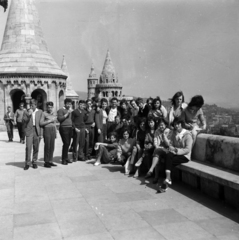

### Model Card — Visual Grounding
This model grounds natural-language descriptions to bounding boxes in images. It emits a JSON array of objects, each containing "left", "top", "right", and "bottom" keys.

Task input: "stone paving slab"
[{"left": 0, "top": 130, "right": 239, "bottom": 240}]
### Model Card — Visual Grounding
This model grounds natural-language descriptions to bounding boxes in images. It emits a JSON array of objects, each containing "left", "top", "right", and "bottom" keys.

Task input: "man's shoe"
[
  {"left": 22, "top": 140, "right": 25, "bottom": 144},
  {"left": 44, "top": 163, "right": 51, "bottom": 168},
  {"left": 73, "top": 159, "right": 77, "bottom": 162},
  {"left": 24, "top": 165, "right": 30, "bottom": 170},
  {"left": 78, "top": 158, "right": 85, "bottom": 161},
  {"left": 62, "top": 161, "right": 68, "bottom": 165},
  {"left": 50, "top": 162, "right": 57, "bottom": 167},
  {"left": 67, "top": 160, "right": 73, "bottom": 164},
  {"left": 32, "top": 164, "right": 38, "bottom": 169}
]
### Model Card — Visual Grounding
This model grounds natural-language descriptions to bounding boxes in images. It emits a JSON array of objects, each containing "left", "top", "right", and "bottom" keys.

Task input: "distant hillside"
[{"left": 76, "top": 91, "right": 87, "bottom": 100}]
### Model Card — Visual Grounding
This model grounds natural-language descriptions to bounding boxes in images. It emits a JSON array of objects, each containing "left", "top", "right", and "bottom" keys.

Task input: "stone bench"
[{"left": 174, "top": 134, "right": 239, "bottom": 209}]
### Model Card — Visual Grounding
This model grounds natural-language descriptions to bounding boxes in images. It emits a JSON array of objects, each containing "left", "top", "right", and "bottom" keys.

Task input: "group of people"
[{"left": 4, "top": 91, "right": 206, "bottom": 192}]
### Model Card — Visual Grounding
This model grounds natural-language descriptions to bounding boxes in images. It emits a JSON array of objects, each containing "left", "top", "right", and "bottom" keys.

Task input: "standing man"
[
  {"left": 72, "top": 100, "right": 87, "bottom": 161},
  {"left": 107, "top": 97, "right": 121, "bottom": 134},
  {"left": 4, "top": 106, "right": 15, "bottom": 142},
  {"left": 40, "top": 102, "right": 57, "bottom": 168},
  {"left": 14, "top": 103, "right": 26, "bottom": 144},
  {"left": 85, "top": 99, "right": 95, "bottom": 159},
  {"left": 57, "top": 98, "right": 73, "bottom": 165},
  {"left": 22, "top": 99, "right": 43, "bottom": 170}
]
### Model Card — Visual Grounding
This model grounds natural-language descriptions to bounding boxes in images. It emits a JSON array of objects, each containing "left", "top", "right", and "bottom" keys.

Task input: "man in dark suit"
[
  {"left": 22, "top": 99, "right": 43, "bottom": 170},
  {"left": 4, "top": 106, "right": 15, "bottom": 142}
]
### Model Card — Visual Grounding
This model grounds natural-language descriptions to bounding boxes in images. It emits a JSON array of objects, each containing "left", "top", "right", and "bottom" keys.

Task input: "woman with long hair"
[{"left": 168, "top": 91, "right": 187, "bottom": 128}]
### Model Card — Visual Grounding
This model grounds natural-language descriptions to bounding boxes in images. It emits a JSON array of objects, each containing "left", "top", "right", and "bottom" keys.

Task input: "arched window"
[
  {"left": 113, "top": 79, "right": 115, "bottom": 83},
  {"left": 111, "top": 91, "right": 114, "bottom": 97},
  {"left": 106, "top": 79, "right": 108, "bottom": 83},
  {"left": 106, "top": 91, "right": 108, "bottom": 97},
  {"left": 115, "top": 91, "right": 118, "bottom": 97}
]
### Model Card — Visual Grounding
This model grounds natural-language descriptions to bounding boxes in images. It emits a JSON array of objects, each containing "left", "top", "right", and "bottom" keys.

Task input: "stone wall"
[{"left": 192, "top": 134, "right": 239, "bottom": 173}]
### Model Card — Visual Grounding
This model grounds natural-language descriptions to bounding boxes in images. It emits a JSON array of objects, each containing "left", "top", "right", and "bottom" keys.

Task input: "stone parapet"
[{"left": 192, "top": 134, "right": 239, "bottom": 173}]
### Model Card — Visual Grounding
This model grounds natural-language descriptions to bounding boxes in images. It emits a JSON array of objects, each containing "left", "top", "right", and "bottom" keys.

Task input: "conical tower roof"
[
  {"left": 61, "top": 55, "right": 78, "bottom": 97},
  {"left": 100, "top": 49, "right": 118, "bottom": 84},
  {"left": 89, "top": 62, "right": 97, "bottom": 79},
  {"left": 0, "top": 0, "right": 67, "bottom": 78}
]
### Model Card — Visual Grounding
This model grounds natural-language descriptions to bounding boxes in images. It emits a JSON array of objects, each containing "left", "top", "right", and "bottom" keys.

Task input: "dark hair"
[
  {"left": 188, "top": 95, "right": 204, "bottom": 108},
  {"left": 115, "top": 115, "right": 121, "bottom": 119},
  {"left": 19, "top": 102, "right": 24, "bottom": 107},
  {"left": 158, "top": 118, "right": 168, "bottom": 127},
  {"left": 146, "top": 97, "right": 153, "bottom": 104},
  {"left": 172, "top": 117, "right": 185, "bottom": 128},
  {"left": 78, "top": 100, "right": 85, "bottom": 104},
  {"left": 64, "top": 98, "right": 72, "bottom": 104},
  {"left": 108, "top": 131, "right": 118, "bottom": 140},
  {"left": 30, "top": 99, "right": 38, "bottom": 105},
  {"left": 136, "top": 97, "right": 144, "bottom": 105},
  {"left": 100, "top": 98, "right": 108, "bottom": 105},
  {"left": 120, "top": 99, "right": 128, "bottom": 106},
  {"left": 111, "top": 97, "right": 118, "bottom": 102},
  {"left": 138, "top": 117, "right": 147, "bottom": 129},
  {"left": 152, "top": 97, "right": 161, "bottom": 110},
  {"left": 147, "top": 116, "right": 156, "bottom": 130},
  {"left": 130, "top": 99, "right": 136, "bottom": 105},
  {"left": 46, "top": 101, "right": 54, "bottom": 107},
  {"left": 86, "top": 99, "right": 92, "bottom": 104},
  {"left": 7, "top": 106, "right": 11, "bottom": 108},
  {"left": 170, "top": 91, "right": 184, "bottom": 106},
  {"left": 122, "top": 127, "right": 130, "bottom": 135}
]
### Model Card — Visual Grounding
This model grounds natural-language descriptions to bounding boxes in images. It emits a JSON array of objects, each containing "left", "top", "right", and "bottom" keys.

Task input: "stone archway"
[
  {"left": 59, "top": 90, "right": 64, "bottom": 109},
  {"left": 10, "top": 89, "right": 25, "bottom": 112},
  {"left": 31, "top": 89, "right": 47, "bottom": 111}
]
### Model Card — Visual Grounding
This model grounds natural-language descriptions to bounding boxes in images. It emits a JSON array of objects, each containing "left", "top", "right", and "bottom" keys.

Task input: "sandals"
[{"left": 158, "top": 179, "right": 172, "bottom": 193}]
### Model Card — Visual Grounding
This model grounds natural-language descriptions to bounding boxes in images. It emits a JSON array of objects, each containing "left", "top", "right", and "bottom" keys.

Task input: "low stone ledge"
[{"left": 192, "top": 134, "right": 239, "bottom": 172}]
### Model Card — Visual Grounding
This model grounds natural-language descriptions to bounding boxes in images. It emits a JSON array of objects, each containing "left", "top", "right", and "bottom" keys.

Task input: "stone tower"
[
  {"left": 61, "top": 55, "right": 79, "bottom": 109},
  {"left": 0, "top": 0, "right": 67, "bottom": 126},
  {"left": 87, "top": 63, "right": 98, "bottom": 99},
  {"left": 95, "top": 50, "right": 122, "bottom": 100}
]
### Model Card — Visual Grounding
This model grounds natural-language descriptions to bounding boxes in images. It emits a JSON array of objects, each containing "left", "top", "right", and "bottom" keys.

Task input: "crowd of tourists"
[{"left": 4, "top": 91, "right": 206, "bottom": 192}]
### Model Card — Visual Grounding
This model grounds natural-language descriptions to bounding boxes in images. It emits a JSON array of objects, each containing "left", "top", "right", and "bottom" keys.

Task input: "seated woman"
[
  {"left": 93, "top": 132, "right": 118, "bottom": 166},
  {"left": 117, "top": 127, "right": 136, "bottom": 175},
  {"left": 134, "top": 117, "right": 156, "bottom": 177},
  {"left": 145, "top": 118, "right": 171, "bottom": 182},
  {"left": 180, "top": 95, "right": 206, "bottom": 145},
  {"left": 168, "top": 91, "right": 187, "bottom": 128},
  {"left": 148, "top": 96, "right": 167, "bottom": 127},
  {"left": 158, "top": 118, "right": 193, "bottom": 193}
]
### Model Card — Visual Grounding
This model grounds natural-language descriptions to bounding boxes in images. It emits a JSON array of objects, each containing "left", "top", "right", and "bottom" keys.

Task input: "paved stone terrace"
[{"left": 0, "top": 130, "right": 239, "bottom": 240}]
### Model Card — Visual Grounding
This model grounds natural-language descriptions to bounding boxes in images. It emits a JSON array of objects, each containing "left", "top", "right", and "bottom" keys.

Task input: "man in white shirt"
[{"left": 107, "top": 97, "right": 121, "bottom": 133}]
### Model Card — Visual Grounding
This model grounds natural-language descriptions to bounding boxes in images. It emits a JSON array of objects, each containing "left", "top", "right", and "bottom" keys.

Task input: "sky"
[{"left": 1, "top": 0, "right": 239, "bottom": 108}]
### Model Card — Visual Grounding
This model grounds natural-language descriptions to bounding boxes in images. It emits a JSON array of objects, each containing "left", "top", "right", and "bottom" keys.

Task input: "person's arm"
[
  {"left": 161, "top": 105, "right": 168, "bottom": 119},
  {"left": 71, "top": 111, "right": 75, "bottom": 129},
  {"left": 57, "top": 109, "right": 68, "bottom": 123},
  {"left": 198, "top": 110, "right": 207, "bottom": 130},
  {"left": 22, "top": 110, "right": 32, "bottom": 124},
  {"left": 180, "top": 110, "right": 192, "bottom": 130},
  {"left": 40, "top": 113, "right": 55, "bottom": 127},
  {"left": 117, "top": 140, "right": 123, "bottom": 161}
]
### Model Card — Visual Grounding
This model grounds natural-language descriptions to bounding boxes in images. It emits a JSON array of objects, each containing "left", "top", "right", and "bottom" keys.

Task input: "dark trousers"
[
  {"left": 165, "top": 152, "right": 189, "bottom": 171},
  {"left": 73, "top": 128, "right": 85, "bottom": 160},
  {"left": 6, "top": 121, "right": 14, "bottom": 140},
  {"left": 43, "top": 126, "right": 56, "bottom": 163},
  {"left": 97, "top": 124, "right": 107, "bottom": 143},
  {"left": 25, "top": 127, "right": 40, "bottom": 165},
  {"left": 85, "top": 125, "right": 95, "bottom": 157},
  {"left": 17, "top": 122, "right": 25, "bottom": 141},
  {"left": 96, "top": 145, "right": 111, "bottom": 164},
  {"left": 59, "top": 126, "right": 72, "bottom": 161}
]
